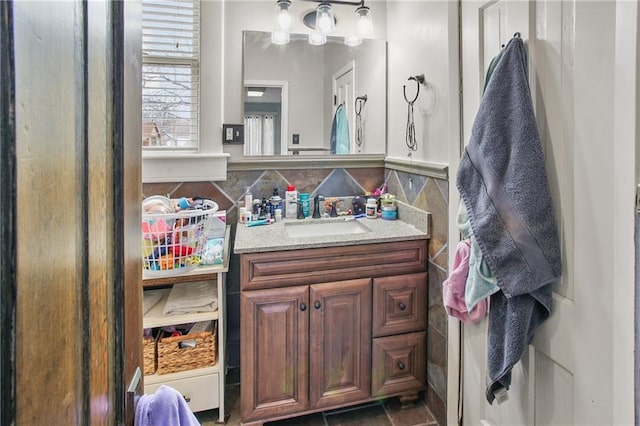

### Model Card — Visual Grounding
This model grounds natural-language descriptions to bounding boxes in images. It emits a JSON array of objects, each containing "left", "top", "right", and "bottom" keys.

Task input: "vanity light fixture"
[{"left": 272, "top": 0, "right": 374, "bottom": 46}]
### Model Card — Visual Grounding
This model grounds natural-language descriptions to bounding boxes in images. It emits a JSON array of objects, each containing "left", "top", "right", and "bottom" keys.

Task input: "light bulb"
[
  {"left": 356, "top": 5, "right": 373, "bottom": 38},
  {"left": 315, "top": 3, "right": 335, "bottom": 34},
  {"left": 277, "top": 10, "right": 292, "bottom": 31}
]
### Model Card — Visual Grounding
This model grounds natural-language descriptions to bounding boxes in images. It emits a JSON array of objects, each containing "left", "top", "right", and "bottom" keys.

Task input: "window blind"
[{"left": 142, "top": 0, "right": 200, "bottom": 149}]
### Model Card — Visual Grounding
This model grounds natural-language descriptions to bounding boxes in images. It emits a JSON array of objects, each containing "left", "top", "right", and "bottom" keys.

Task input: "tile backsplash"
[{"left": 142, "top": 165, "right": 448, "bottom": 426}]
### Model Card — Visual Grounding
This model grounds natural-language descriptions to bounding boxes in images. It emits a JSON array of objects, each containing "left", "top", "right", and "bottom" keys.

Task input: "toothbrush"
[
  {"left": 246, "top": 219, "right": 273, "bottom": 227},
  {"left": 344, "top": 213, "right": 366, "bottom": 221}
]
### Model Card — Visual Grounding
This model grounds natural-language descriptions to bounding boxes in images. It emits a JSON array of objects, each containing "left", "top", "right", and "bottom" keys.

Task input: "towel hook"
[
  {"left": 403, "top": 74, "right": 425, "bottom": 105},
  {"left": 355, "top": 95, "right": 368, "bottom": 115}
]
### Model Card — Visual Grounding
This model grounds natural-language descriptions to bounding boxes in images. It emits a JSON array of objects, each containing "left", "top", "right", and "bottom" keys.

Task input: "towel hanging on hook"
[{"left": 403, "top": 74, "right": 425, "bottom": 151}]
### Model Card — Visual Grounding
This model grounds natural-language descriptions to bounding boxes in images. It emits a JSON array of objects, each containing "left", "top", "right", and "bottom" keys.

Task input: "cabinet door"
[
  {"left": 309, "top": 278, "right": 372, "bottom": 409},
  {"left": 241, "top": 285, "right": 309, "bottom": 422},
  {"left": 373, "top": 272, "right": 427, "bottom": 337}
]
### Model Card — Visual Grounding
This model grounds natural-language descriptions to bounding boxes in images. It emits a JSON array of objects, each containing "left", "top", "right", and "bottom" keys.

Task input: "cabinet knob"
[
  {"left": 397, "top": 362, "right": 405, "bottom": 370},
  {"left": 300, "top": 303, "right": 307, "bottom": 311},
  {"left": 398, "top": 302, "right": 406, "bottom": 311},
  {"left": 314, "top": 301, "right": 321, "bottom": 309}
]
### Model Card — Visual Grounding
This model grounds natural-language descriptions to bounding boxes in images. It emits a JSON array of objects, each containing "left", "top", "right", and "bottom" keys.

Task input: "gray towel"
[{"left": 456, "top": 36, "right": 561, "bottom": 404}]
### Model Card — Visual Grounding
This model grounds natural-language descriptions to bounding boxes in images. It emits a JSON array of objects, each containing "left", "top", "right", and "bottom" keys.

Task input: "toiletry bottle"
[
  {"left": 244, "top": 187, "right": 253, "bottom": 212},
  {"left": 366, "top": 198, "right": 377, "bottom": 219},
  {"left": 285, "top": 185, "right": 298, "bottom": 219},
  {"left": 270, "top": 188, "right": 283, "bottom": 219}
]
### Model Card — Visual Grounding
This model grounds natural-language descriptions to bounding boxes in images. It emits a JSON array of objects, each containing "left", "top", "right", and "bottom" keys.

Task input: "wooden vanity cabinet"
[{"left": 239, "top": 240, "right": 427, "bottom": 425}]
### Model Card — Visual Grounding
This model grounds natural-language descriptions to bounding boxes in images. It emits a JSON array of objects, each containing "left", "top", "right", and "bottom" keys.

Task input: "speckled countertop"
[{"left": 234, "top": 201, "right": 430, "bottom": 254}]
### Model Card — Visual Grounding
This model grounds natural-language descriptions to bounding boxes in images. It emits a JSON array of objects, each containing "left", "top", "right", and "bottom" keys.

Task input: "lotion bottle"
[{"left": 285, "top": 184, "right": 298, "bottom": 219}]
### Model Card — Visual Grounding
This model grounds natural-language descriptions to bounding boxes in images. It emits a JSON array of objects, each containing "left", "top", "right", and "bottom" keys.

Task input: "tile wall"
[{"left": 142, "top": 166, "right": 448, "bottom": 426}]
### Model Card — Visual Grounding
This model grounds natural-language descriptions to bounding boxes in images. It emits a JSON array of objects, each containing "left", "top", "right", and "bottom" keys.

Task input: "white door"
[
  {"left": 459, "top": 1, "right": 634, "bottom": 425},
  {"left": 333, "top": 62, "right": 356, "bottom": 154}
]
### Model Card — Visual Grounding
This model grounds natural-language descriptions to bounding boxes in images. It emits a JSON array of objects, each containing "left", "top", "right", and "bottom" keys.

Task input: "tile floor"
[{"left": 196, "top": 369, "right": 439, "bottom": 426}]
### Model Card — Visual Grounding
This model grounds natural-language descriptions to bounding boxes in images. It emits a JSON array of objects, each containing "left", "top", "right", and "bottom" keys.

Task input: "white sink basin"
[{"left": 285, "top": 220, "right": 371, "bottom": 238}]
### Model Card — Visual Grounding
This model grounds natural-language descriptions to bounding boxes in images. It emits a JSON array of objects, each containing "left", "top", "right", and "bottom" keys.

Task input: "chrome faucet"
[{"left": 312, "top": 194, "right": 324, "bottom": 218}]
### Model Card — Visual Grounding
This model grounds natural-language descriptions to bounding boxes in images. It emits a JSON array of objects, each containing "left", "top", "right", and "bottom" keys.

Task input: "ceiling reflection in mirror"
[{"left": 242, "top": 30, "right": 386, "bottom": 157}]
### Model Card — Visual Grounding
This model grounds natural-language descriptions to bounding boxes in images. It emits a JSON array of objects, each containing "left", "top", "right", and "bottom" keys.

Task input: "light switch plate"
[{"left": 222, "top": 124, "right": 244, "bottom": 144}]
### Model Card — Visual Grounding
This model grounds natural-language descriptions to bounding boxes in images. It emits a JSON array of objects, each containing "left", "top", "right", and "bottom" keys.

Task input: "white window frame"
[{"left": 141, "top": 0, "right": 228, "bottom": 183}]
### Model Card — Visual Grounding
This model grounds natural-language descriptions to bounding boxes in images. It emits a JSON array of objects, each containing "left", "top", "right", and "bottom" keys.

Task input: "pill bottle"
[{"left": 366, "top": 198, "right": 377, "bottom": 219}]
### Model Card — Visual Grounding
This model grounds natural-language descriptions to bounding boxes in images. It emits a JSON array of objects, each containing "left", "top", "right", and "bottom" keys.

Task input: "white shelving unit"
[{"left": 142, "top": 226, "right": 229, "bottom": 422}]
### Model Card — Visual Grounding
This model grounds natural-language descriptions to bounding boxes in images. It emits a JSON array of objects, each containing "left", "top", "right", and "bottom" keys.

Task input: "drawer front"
[
  {"left": 371, "top": 332, "right": 426, "bottom": 397},
  {"left": 373, "top": 272, "right": 427, "bottom": 337},
  {"left": 240, "top": 240, "right": 427, "bottom": 291},
  {"left": 144, "top": 373, "right": 219, "bottom": 413}
]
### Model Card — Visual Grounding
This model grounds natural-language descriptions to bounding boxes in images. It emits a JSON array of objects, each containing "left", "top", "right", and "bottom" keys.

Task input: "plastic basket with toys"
[{"left": 141, "top": 196, "right": 219, "bottom": 277}]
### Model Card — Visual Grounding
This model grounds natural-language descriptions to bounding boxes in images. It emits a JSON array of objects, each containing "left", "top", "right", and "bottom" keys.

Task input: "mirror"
[{"left": 242, "top": 30, "right": 386, "bottom": 156}]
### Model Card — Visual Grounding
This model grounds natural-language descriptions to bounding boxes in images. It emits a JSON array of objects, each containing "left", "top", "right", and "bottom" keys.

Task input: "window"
[{"left": 142, "top": 0, "right": 200, "bottom": 150}]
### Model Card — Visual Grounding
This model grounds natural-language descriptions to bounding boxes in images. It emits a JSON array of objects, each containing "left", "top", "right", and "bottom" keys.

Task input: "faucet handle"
[{"left": 329, "top": 201, "right": 338, "bottom": 217}]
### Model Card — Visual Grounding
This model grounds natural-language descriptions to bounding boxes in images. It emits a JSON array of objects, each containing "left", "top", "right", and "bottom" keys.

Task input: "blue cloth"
[
  {"left": 456, "top": 36, "right": 561, "bottom": 404},
  {"left": 135, "top": 385, "right": 200, "bottom": 426},
  {"left": 456, "top": 203, "right": 499, "bottom": 312},
  {"left": 330, "top": 104, "right": 350, "bottom": 155}
]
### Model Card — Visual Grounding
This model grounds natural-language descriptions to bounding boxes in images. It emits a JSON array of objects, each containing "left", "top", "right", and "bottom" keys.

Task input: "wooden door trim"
[{"left": 0, "top": 1, "right": 17, "bottom": 424}]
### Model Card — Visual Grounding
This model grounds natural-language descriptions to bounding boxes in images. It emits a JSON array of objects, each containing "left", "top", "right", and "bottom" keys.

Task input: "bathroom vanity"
[{"left": 235, "top": 215, "right": 429, "bottom": 425}]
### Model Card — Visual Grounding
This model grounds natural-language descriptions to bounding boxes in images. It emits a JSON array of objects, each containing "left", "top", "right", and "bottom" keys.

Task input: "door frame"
[
  {"left": 243, "top": 79, "right": 289, "bottom": 156},
  {"left": 332, "top": 61, "right": 356, "bottom": 154}
]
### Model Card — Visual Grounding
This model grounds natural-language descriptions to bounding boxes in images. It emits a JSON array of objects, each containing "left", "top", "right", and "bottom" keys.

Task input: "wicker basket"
[
  {"left": 143, "top": 336, "right": 157, "bottom": 375},
  {"left": 142, "top": 198, "right": 219, "bottom": 278},
  {"left": 156, "top": 327, "right": 217, "bottom": 375}
]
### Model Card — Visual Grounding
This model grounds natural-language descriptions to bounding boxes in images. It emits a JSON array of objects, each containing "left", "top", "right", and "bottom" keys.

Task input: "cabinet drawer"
[
  {"left": 373, "top": 272, "right": 427, "bottom": 337},
  {"left": 371, "top": 332, "right": 426, "bottom": 397},
  {"left": 240, "top": 240, "right": 427, "bottom": 291},
  {"left": 144, "top": 372, "right": 219, "bottom": 413}
]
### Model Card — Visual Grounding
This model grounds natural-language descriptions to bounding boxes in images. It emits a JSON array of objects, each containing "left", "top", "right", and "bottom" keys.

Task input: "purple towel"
[{"left": 135, "top": 385, "right": 200, "bottom": 426}]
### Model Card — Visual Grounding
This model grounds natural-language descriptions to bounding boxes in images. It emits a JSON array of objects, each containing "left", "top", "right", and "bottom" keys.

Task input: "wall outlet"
[{"left": 222, "top": 124, "right": 244, "bottom": 144}]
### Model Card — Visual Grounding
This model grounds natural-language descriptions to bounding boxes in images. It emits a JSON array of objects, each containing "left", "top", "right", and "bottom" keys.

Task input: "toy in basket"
[{"left": 142, "top": 196, "right": 219, "bottom": 277}]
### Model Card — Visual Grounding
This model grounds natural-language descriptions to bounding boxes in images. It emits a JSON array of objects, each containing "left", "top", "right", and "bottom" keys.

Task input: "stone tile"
[
  {"left": 427, "top": 263, "right": 447, "bottom": 338},
  {"left": 325, "top": 402, "right": 391, "bottom": 426},
  {"left": 425, "top": 383, "right": 446, "bottom": 426},
  {"left": 142, "top": 182, "right": 182, "bottom": 199},
  {"left": 434, "top": 178, "right": 449, "bottom": 205},
  {"left": 396, "top": 170, "right": 428, "bottom": 206},
  {"left": 427, "top": 324, "right": 447, "bottom": 402},
  {"left": 383, "top": 397, "right": 437, "bottom": 425},
  {"left": 414, "top": 179, "right": 447, "bottom": 265},
  {"left": 315, "top": 168, "right": 366, "bottom": 198},
  {"left": 226, "top": 292, "right": 241, "bottom": 341},
  {"left": 168, "top": 181, "right": 233, "bottom": 211},
  {"left": 248, "top": 170, "right": 291, "bottom": 201},
  {"left": 345, "top": 167, "right": 385, "bottom": 193},
  {"left": 431, "top": 243, "right": 448, "bottom": 271},
  {"left": 219, "top": 170, "right": 266, "bottom": 203},
  {"left": 278, "top": 169, "right": 332, "bottom": 195},
  {"left": 384, "top": 171, "right": 408, "bottom": 204}
]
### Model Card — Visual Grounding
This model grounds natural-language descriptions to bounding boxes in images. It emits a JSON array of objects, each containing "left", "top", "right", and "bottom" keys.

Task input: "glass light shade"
[
  {"left": 271, "top": 29, "right": 290, "bottom": 45},
  {"left": 356, "top": 5, "right": 373, "bottom": 38},
  {"left": 276, "top": 0, "right": 293, "bottom": 32},
  {"left": 315, "top": 3, "right": 335, "bottom": 34},
  {"left": 344, "top": 35, "right": 362, "bottom": 47},
  {"left": 309, "top": 32, "right": 327, "bottom": 46}
]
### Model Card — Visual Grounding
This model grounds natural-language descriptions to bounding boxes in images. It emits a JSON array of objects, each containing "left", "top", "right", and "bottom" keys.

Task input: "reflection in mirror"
[{"left": 243, "top": 30, "right": 386, "bottom": 156}]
